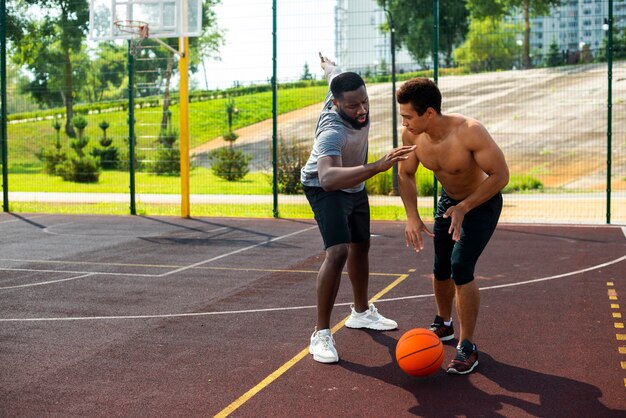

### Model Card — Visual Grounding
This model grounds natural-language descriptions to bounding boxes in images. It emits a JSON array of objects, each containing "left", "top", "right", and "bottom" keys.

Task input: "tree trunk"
[
  {"left": 63, "top": 48, "right": 75, "bottom": 137},
  {"left": 160, "top": 55, "right": 174, "bottom": 131},
  {"left": 523, "top": 0, "right": 531, "bottom": 69}
]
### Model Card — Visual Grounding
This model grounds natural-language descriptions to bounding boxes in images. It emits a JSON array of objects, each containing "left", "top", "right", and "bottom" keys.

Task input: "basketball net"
[{"left": 114, "top": 20, "right": 149, "bottom": 56}]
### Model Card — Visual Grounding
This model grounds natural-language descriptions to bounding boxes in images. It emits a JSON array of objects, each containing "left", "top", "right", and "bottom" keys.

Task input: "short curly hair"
[{"left": 396, "top": 77, "right": 442, "bottom": 115}]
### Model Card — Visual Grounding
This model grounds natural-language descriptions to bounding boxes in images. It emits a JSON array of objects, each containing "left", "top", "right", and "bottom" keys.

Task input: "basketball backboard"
[{"left": 89, "top": 0, "right": 202, "bottom": 41}]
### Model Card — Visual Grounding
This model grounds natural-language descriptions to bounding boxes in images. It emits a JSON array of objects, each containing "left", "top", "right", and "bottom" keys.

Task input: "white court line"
[
  {"left": 0, "top": 268, "right": 155, "bottom": 289},
  {"left": 0, "top": 273, "right": 96, "bottom": 290},
  {"left": 379, "top": 253, "right": 626, "bottom": 302},
  {"left": 2, "top": 253, "right": 624, "bottom": 322},
  {"left": 157, "top": 225, "right": 318, "bottom": 277},
  {"left": 0, "top": 225, "right": 318, "bottom": 290},
  {"left": 622, "top": 226, "right": 626, "bottom": 239}
]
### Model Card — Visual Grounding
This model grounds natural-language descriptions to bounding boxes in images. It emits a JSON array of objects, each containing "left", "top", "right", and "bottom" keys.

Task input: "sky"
[{"left": 196, "top": 0, "right": 336, "bottom": 90}]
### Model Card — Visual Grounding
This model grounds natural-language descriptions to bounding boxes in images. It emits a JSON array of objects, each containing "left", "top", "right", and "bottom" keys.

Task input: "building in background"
[
  {"left": 529, "top": 0, "right": 626, "bottom": 60},
  {"left": 334, "top": 0, "right": 418, "bottom": 75},
  {"left": 334, "top": 0, "right": 623, "bottom": 72}
]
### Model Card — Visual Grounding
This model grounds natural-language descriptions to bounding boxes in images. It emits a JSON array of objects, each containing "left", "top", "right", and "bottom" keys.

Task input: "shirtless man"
[{"left": 396, "top": 78, "right": 509, "bottom": 374}]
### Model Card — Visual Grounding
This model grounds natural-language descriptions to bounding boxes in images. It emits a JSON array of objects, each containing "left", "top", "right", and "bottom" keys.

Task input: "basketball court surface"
[{"left": 1, "top": 213, "right": 625, "bottom": 417}]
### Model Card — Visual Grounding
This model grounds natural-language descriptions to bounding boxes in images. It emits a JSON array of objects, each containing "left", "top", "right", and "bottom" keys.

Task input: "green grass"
[
  {"left": 7, "top": 167, "right": 273, "bottom": 194},
  {"left": 8, "top": 201, "right": 434, "bottom": 221},
  {"left": 7, "top": 85, "right": 329, "bottom": 168}
]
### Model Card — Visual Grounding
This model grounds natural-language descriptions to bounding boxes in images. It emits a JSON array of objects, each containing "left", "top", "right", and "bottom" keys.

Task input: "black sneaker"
[
  {"left": 446, "top": 339, "right": 479, "bottom": 374},
  {"left": 429, "top": 315, "right": 455, "bottom": 341}
]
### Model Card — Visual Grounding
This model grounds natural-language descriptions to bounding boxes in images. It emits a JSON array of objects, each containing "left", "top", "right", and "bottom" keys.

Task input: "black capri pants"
[{"left": 433, "top": 191, "right": 503, "bottom": 285}]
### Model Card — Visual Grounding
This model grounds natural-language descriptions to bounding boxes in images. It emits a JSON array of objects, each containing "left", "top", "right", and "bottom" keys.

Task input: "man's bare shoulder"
[
  {"left": 448, "top": 114, "right": 489, "bottom": 138},
  {"left": 401, "top": 126, "right": 420, "bottom": 144}
]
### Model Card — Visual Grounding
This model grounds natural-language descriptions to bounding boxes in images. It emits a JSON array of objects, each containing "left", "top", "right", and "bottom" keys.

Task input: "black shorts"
[
  {"left": 433, "top": 191, "right": 503, "bottom": 285},
  {"left": 303, "top": 186, "right": 370, "bottom": 249}
]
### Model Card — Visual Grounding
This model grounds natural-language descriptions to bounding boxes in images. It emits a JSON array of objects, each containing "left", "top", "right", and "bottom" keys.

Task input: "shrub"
[
  {"left": 57, "top": 155, "right": 100, "bottom": 183},
  {"left": 41, "top": 148, "right": 68, "bottom": 175},
  {"left": 40, "top": 118, "right": 68, "bottom": 174},
  {"left": 151, "top": 147, "right": 181, "bottom": 175},
  {"left": 208, "top": 147, "right": 250, "bottom": 181},
  {"left": 223, "top": 131, "right": 239, "bottom": 142},
  {"left": 91, "top": 146, "right": 119, "bottom": 170},
  {"left": 503, "top": 175, "right": 543, "bottom": 193},
  {"left": 148, "top": 129, "right": 181, "bottom": 175},
  {"left": 272, "top": 136, "right": 309, "bottom": 194},
  {"left": 365, "top": 169, "right": 393, "bottom": 195},
  {"left": 364, "top": 154, "right": 435, "bottom": 196}
]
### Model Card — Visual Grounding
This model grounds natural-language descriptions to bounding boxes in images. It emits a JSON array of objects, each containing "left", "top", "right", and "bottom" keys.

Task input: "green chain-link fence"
[{"left": 1, "top": 0, "right": 624, "bottom": 223}]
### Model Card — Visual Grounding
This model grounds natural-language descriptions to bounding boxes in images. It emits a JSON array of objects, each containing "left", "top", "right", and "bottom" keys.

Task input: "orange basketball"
[{"left": 395, "top": 328, "right": 444, "bottom": 377}]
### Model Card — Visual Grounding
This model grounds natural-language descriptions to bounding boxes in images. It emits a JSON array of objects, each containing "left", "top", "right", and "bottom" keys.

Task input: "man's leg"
[
  {"left": 433, "top": 277, "right": 455, "bottom": 321},
  {"left": 316, "top": 243, "right": 349, "bottom": 330},
  {"left": 346, "top": 240, "right": 370, "bottom": 312},
  {"left": 455, "top": 280, "right": 480, "bottom": 343}
]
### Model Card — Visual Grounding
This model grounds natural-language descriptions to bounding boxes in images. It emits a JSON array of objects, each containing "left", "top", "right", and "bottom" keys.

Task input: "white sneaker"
[
  {"left": 309, "top": 328, "right": 339, "bottom": 363},
  {"left": 345, "top": 303, "right": 398, "bottom": 330}
]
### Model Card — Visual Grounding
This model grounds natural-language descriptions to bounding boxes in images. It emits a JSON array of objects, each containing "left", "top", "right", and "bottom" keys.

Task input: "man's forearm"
[
  {"left": 319, "top": 163, "right": 381, "bottom": 191},
  {"left": 399, "top": 175, "right": 421, "bottom": 221}
]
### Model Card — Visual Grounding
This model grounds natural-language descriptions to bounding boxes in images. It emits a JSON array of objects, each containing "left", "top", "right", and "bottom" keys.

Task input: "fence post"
[
  {"left": 606, "top": 0, "right": 613, "bottom": 224},
  {"left": 432, "top": 0, "right": 439, "bottom": 214},
  {"left": 128, "top": 40, "right": 136, "bottom": 215},
  {"left": 1, "top": 0, "right": 8, "bottom": 212},
  {"left": 271, "top": 0, "right": 278, "bottom": 218}
]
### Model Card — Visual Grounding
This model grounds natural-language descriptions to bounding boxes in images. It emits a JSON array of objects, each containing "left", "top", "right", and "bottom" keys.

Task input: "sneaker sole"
[
  {"left": 345, "top": 321, "right": 397, "bottom": 331},
  {"left": 446, "top": 359, "right": 479, "bottom": 375},
  {"left": 311, "top": 353, "right": 339, "bottom": 363},
  {"left": 309, "top": 346, "right": 339, "bottom": 363},
  {"left": 439, "top": 334, "right": 455, "bottom": 342}
]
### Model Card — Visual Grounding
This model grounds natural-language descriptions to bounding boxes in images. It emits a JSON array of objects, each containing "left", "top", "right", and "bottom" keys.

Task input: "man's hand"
[
  {"left": 443, "top": 205, "right": 467, "bottom": 241},
  {"left": 375, "top": 145, "right": 416, "bottom": 173},
  {"left": 319, "top": 52, "right": 335, "bottom": 70},
  {"left": 405, "top": 217, "right": 434, "bottom": 253}
]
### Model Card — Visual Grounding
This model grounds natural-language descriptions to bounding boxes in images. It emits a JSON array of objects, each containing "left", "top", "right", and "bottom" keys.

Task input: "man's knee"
[
  {"left": 326, "top": 243, "right": 350, "bottom": 266},
  {"left": 349, "top": 239, "right": 370, "bottom": 255}
]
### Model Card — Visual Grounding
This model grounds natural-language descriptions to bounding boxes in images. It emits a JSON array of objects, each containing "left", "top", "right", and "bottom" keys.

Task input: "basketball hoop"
[
  {"left": 112, "top": 18, "right": 183, "bottom": 58},
  {"left": 114, "top": 20, "right": 149, "bottom": 56}
]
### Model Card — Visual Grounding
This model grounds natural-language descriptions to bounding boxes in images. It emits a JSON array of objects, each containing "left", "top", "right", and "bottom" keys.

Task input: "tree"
[
  {"left": 131, "top": 0, "right": 224, "bottom": 131},
  {"left": 10, "top": 0, "right": 90, "bottom": 136},
  {"left": 377, "top": 0, "right": 469, "bottom": 67},
  {"left": 83, "top": 43, "right": 127, "bottom": 102},
  {"left": 300, "top": 62, "right": 313, "bottom": 81},
  {"left": 544, "top": 38, "right": 562, "bottom": 67},
  {"left": 453, "top": 17, "right": 522, "bottom": 72},
  {"left": 467, "top": 0, "right": 562, "bottom": 69}
]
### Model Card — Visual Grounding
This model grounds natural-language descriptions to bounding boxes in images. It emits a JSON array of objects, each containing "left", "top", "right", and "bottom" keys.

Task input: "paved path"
[{"left": 6, "top": 191, "right": 626, "bottom": 224}]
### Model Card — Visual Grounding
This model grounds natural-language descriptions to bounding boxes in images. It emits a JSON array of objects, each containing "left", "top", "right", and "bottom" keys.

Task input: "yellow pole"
[{"left": 179, "top": 37, "right": 190, "bottom": 218}]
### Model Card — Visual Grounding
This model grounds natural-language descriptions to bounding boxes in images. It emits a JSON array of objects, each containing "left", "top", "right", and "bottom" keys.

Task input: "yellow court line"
[{"left": 213, "top": 273, "right": 410, "bottom": 418}]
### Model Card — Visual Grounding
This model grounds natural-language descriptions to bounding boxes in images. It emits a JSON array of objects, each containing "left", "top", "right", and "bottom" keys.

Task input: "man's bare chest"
[{"left": 416, "top": 140, "right": 473, "bottom": 175}]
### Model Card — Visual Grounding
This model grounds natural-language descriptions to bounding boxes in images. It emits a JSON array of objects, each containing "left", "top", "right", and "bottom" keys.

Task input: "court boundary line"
[
  {"left": 0, "top": 226, "right": 318, "bottom": 290},
  {"left": 1, "top": 253, "right": 625, "bottom": 323},
  {"left": 0, "top": 273, "right": 97, "bottom": 290}
]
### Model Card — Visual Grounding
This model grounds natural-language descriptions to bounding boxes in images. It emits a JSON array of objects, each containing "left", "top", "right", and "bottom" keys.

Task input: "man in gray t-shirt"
[{"left": 302, "top": 54, "right": 415, "bottom": 364}]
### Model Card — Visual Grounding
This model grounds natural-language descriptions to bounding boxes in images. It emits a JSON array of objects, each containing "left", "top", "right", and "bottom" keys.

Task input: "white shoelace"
[{"left": 319, "top": 333, "right": 335, "bottom": 349}]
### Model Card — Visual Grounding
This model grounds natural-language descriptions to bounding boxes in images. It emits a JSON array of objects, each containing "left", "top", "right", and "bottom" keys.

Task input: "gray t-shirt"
[{"left": 300, "top": 66, "right": 369, "bottom": 194}]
